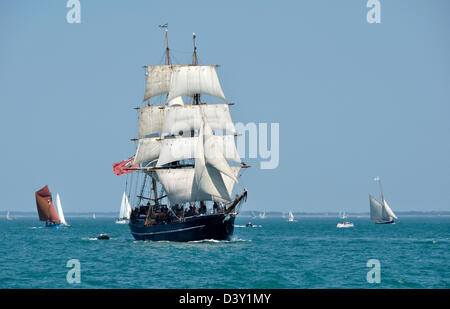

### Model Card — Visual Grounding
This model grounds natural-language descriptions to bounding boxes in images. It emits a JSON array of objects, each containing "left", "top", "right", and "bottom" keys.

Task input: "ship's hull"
[
  {"left": 374, "top": 219, "right": 395, "bottom": 224},
  {"left": 129, "top": 213, "right": 236, "bottom": 242}
]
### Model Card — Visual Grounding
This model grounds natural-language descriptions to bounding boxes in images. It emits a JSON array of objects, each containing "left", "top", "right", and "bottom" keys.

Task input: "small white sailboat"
[
  {"left": 115, "top": 192, "right": 132, "bottom": 224},
  {"left": 92, "top": 213, "right": 96, "bottom": 219},
  {"left": 55, "top": 193, "right": 69, "bottom": 226},
  {"left": 258, "top": 210, "right": 266, "bottom": 219},
  {"left": 337, "top": 221, "right": 354, "bottom": 228},
  {"left": 370, "top": 177, "right": 398, "bottom": 224},
  {"left": 338, "top": 211, "right": 348, "bottom": 219},
  {"left": 6, "top": 211, "right": 13, "bottom": 220},
  {"left": 288, "top": 211, "right": 295, "bottom": 222}
]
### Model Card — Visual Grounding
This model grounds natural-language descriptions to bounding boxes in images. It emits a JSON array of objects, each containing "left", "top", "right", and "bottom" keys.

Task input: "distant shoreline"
[{"left": 2, "top": 211, "right": 449, "bottom": 219}]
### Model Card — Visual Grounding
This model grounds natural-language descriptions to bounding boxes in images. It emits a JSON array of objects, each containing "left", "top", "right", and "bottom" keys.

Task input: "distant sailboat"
[
  {"left": 370, "top": 177, "right": 398, "bottom": 224},
  {"left": 115, "top": 192, "right": 132, "bottom": 224},
  {"left": 92, "top": 213, "right": 96, "bottom": 219},
  {"left": 55, "top": 193, "right": 69, "bottom": 226},
  {"left": 259, "top": 211, "right": 266, "bottom": 219},
  {"left": 35, "top": 185, "right": 61, "bottom": 228},
  {"left": 288, "top": 211, "right": 295, "bottom": 222},
  {"left": 6, "top": 211, "right": 13, "bottom": 220},
  {"left": 338, "top": 211, "right": 348, "bottom": 219},
  {"left": 337, "top": 221, "right": 354, "bottom": 228}
]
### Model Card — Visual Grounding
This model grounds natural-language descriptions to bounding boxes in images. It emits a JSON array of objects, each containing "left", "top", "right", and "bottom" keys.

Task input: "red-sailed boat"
[{"left": 35, "top": 185, "right": 61, "bottom": 228}]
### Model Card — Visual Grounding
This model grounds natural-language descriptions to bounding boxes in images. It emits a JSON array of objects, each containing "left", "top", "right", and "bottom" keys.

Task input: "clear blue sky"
[{"left": 1, "top": 0, "right": 449, "bottom": 213}]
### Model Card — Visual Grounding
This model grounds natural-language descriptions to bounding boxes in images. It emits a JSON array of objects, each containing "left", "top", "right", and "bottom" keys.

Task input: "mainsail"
[
  {"left": 369, "top": 195, "right": 383, "bottom": 221},
  {"left": 156, "top": 166, "right": 240, "bottom": 204},
  {"left": 55, "top": 193, "right": 68, "bottom": 226},
  {"left": 35, "top": 185, "right": 61, "bottom": 224},
  {"left": 289, "top": 211, "right": 294, "bottom": 220},
  {"left": 369, "top": 195, "right": 397, "bottom": 222}
]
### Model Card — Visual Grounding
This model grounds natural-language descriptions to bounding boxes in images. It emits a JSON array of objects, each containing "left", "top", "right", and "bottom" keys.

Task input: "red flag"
[{"left": 113, "top": 157, "right": 139, "bottom": 176}]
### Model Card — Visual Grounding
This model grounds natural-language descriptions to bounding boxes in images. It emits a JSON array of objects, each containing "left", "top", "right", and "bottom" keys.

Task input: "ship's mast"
[
  {"left": 148, "top": 24, "right": 171, "bottom": 207},
  {"left": 165, "top": 27, "right": 171, "bottom": 65},
  {"left": 377, "top": 178, "right": 385, "bottom": 205},
  {"left": 193, "top": 33, "right": 200, "bottom": 105}
]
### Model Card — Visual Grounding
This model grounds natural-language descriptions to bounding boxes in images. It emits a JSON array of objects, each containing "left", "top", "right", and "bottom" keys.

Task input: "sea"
[{"left": 0, "top": 216, "right": 448, "bottom": 289}]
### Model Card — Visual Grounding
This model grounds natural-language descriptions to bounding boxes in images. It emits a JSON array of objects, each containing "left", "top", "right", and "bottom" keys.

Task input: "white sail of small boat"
[
  {"left": 55, "top": 193, "right": 68, "bottom": 226},
  {"left": 115, "top": 192, "right": 132, "bottom": 224},
  {"left": 6, "top": 211, "right": 12, "bottom": 220},
  {"left": 339, "top": 211, "right": 348, "bottom": 219},
  {"left": 92, "top": 213, "right": 96, "bottom": 219},
  {"left": 259, "top": 210, "right": 266, "bottom": 219},
  {"left": 370, "top": 177, "right": 398, "bottom": 224},
  {"left": 288, "top": 211, "right": 295, "bottom": 222}
]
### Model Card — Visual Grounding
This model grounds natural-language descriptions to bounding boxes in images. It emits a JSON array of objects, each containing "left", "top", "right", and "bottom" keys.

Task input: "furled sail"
[
  {"left": 156, "top": 166, "right": 241, "bottom": 204},
  {"left": 156, "top": 135, "right": 240, "bottom": 167},
  {"left": 138, "top": 104, "right": 235, "bottom": 138},
  {"left": 133, "top": 137, "right": 162, "bottom": 165},
  {"left": 55, "top": 193, "right": 68, "bottom": 226},
  {"left": 167, "top": 65, "right": 226, "bottom": 102},
  {"left": 35, "top": 185, "right": 61, "bottom": 223},
  {"left": 369, "top": 195, "right": 383, "bottom": 222}
]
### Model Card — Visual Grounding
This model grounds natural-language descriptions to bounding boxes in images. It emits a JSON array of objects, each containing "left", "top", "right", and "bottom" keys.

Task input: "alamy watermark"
[
  {"left": 366, "top": 259, "right": 381, "bottom": 283},
  {"left": 66, "top": 259, "right": 81, "bottom": 284},
  {"left": 158, "top": 121, "right": 280, "bottom": 170},
  {"left": 66, "top": 0, "right": 81, "bottom": 24},
  {"left": 366, "top": 0, "right": 381, "bottom": 24}
]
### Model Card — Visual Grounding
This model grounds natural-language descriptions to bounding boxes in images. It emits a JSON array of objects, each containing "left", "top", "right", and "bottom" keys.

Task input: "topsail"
[
  {"left": 143, "top": 65, "right": 226, "bottom": 103},
  {"left": 137, "top": 103, "right": 235, "bottom": 138}
]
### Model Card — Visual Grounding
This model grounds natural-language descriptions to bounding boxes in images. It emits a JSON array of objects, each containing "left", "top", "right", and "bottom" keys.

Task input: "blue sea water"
[{"left": 0, "top": 216, "right": 448, "bottom": 289}]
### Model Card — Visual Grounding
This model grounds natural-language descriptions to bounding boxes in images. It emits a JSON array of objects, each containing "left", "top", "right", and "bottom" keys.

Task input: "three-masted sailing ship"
[
  {"left": 120, "top": 26, "right": 249, "bottom": 241},
  {"left": 35, "top": 185, "right": 61, "bottom": 228},
  {"left": 369, "top": 177, "right": 398, "bottom": 224}
]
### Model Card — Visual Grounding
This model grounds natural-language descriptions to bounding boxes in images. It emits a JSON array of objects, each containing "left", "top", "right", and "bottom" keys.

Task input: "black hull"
[
  {"left": 129, "top": 213, "right": 236, "bottom": 242},
  {"left": 375, "top": 220, "right": 395, "bottom": 224}
]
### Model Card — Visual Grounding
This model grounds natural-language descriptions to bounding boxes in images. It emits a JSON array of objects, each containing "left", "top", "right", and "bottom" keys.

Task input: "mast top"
[
  {"left": 193, "top": 32, "right": 198, "bottom": 66},
  {"left": 159, "top": 23, "right": 170, "bottom": 65}
]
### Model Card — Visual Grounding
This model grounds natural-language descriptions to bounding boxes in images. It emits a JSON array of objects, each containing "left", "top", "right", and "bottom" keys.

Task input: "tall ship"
[
  {"left": 116, "top": 26, "right": 249, "bottom": 241},
  {"left": 370, "top": 177, "right": 398, "bottom": 224},
  {"left": 35, "top": 185, "right": 61, "bottom": 228}
]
